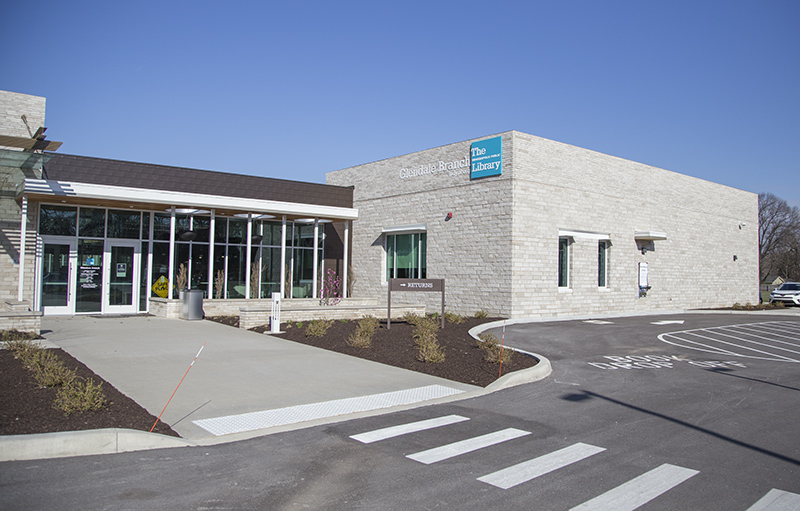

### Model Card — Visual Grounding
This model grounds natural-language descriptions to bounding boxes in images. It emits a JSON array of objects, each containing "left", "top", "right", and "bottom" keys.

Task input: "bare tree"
[{"left": 759, "top": 192, "right": 800, "bottom": 282}]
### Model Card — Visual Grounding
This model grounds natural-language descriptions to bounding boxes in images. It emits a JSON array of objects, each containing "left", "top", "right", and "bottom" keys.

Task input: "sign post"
[{"left": 388, "top": 278, "right": 445, "bottom": 330}]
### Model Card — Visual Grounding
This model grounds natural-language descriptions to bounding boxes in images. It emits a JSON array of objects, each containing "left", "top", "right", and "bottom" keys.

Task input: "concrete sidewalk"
[
  {"left": 1, "top": 315, "right": 552, "bottom": 461},
  {"left": 26, "top": 316, "right": 489, "bottom": 444}
]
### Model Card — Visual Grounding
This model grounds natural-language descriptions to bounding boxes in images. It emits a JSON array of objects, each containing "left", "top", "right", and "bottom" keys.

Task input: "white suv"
[{"left": 770, "top": 282, "right": 800, "bottom": 306}]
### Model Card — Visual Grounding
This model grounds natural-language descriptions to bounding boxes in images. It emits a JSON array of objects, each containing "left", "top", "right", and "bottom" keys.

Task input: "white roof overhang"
[
  {"left": 634, "top": 230, "right": 668, "bottom": 241},
  {"left": 18, "top": 179, "right": 358, "bottom": 221},
  {"left": 382, "top": 223, "right": 427, "bottom": 234},
  {"left": 558, "top": 229, "right": 611, "bottom": 240}
]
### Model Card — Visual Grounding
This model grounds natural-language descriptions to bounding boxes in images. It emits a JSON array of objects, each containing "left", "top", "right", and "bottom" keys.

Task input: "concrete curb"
[
  {"left": 467, "top": 322, "right": 553, "bottom": 391},
  {"left": 0, "top": 428, "right": 194, "bottom": 462}
]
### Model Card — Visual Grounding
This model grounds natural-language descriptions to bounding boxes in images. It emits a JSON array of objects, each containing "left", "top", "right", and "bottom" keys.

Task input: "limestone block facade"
[
  {"left": 0, "top": 91, "right": 46, "bottom": 305},
  {"left": 327, "top": 131, "right": 759, "bottom": 318}
]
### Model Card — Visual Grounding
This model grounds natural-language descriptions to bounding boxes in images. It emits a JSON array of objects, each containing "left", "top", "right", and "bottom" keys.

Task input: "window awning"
[
  {"left": 558, "top": 229, "right": 611, "bottom": 240},
  {"left": 382, "top": 223, "right": 427, "bottom": 234},
  {"left": 634, "top": 231, "right": 668, "bottom": 241}
]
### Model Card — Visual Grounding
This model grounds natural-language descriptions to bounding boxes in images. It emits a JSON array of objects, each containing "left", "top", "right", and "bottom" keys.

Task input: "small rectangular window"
[
  {"left": 386, "top": 233, "right": 426, "bottom": 280},
  {"left": 598, "top": 241, "right": 608, "bottom": 287},
  {"left": 558, "top": 237, "right": 570, "bottom": 287}
]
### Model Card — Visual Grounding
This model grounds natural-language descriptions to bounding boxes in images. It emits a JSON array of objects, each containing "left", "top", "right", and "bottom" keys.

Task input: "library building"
[{"left": 1, "top": 90, "right": 759, "bottom": 331}]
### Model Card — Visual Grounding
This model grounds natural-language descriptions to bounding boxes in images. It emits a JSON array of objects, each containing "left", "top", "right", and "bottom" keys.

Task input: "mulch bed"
[
  {"left": 1, "top": 315, "right": 535, "bottom": 437},
  {"left": 0, "top": 348, "right": 179, "bottom": 437},
  {"left": 251, "top": 317, "right": 537, "bottom": 388}
]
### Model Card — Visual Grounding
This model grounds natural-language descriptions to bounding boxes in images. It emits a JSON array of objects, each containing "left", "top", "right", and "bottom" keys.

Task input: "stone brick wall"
[
  {"left": 0, "top": 91, "right": 46, "bottom": 308},
  {"left": 327, "top": 131, "right": 759, "bottom": 318},
  {"left": 0, "top": 171, "right": 40, "bottom": 305},
  {"left": 510, "top": 132, "right": 758, "bottom": 317},
  {"left": 327, "top": 134, "right": 515, "bottom": 317},
  {"left": 0, "top": 91, "right": 45, "bottom": 138}
]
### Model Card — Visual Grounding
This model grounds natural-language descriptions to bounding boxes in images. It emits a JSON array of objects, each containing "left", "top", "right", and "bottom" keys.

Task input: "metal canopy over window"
[{"left": 634, "top": 231, "right": 668, "bottom": 241}]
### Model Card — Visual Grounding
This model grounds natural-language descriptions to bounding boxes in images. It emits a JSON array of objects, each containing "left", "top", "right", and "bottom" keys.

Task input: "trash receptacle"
[{"left": 180, "top": 289, "right": 204, "bottom": 320}]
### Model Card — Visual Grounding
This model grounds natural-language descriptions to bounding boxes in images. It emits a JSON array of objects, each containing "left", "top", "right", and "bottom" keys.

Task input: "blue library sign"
[{"left": 470, "top": 136, "right": 502, "bottom": 179}]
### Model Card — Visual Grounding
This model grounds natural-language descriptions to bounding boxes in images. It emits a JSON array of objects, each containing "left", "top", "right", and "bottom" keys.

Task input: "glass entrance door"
[
  {"left": 41, "top": 240, "right": 76, "bottom": 315},
  {"left": 77, "top": 239, "right": 103, "bottom": 313},
  {"left": 104, "top": 240, "right": 139, "bottom": 314}
]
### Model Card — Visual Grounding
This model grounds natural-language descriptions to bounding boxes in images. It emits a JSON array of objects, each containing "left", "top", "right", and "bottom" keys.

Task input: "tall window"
[
  {"left": 598, "top": 241, "right": 608, "bottom": 287},
  {"left": 558, "top": 237, "right": 570, "bottom": 287},
  {"left": 387, "top": 233, "right": 426, "bottom": 279}
]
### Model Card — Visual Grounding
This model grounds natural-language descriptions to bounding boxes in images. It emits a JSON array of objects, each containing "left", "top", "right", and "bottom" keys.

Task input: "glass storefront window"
[
  {"left": 39, "top": 205, "right": 77, "bottom": 236},
  {"left": 226, "top": 245, "right": 246, "bottom": 298},
  {"left": 140, "top": 241, "right": 149, "bottom": 311},
  {"left": 213, "top": 244, "right": 226, "bottom": 299},
  {"left": 215, "top": 217, "right": 227, "bottom": 243},
  {"left": 151, "top": 242, "right": 170, "bottom": 297},
  {"left": 153, "top": 213, "right": 171, "bottom": 241},
  {"left": 259, "top": 221, "right": 281, "bottom": 246},
  {"left": 228, "top": 219, "right": 245, "bottom": 244},
  {"left": 258, "top": 246, "right": 281, "bottom": 298},
  {"left": 78, "top": 208, "right": 105, "bottom": 238},
  {"left": 193, "top": 216, "right": 210, "bottom": 243},
  {"left": 108, "top": 210, "right": 141, "bottom": 239},
  {"left": 175, "top": 215, "right": 191, "bottom": 241}
]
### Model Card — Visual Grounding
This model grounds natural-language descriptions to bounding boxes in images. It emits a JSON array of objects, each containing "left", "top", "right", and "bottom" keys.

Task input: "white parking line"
[
  {"left": 735, "top": 325, "right": 800, "bottom": 346},
  {"left": 406, "top": 428, "right": 531, "bottom": 465},
  {"left": 725, "top": 325, "right": 800, "bottom": 347},
  {"left": 569, "top": 463, "right": 698, "bottom": 511},
  {"left": 707, "top": 329, "right": 800, "bottom": 356},
  {"left": 477, "top": 443, "right": 606, "bottom": 489},
  {"left": 658, "top": 321, "right": 800, "bottom": 363},
  {"left": 350, "top": 415, "right": 469, "bottom": 444},
  {"left": 745, "top": 488, "right": 800, "bottom": 511}
]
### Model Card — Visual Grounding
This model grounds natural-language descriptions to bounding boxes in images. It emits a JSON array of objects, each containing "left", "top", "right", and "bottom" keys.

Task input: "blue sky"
[{"left": 3, "top": 1, "right": 799, "bottom": 207}]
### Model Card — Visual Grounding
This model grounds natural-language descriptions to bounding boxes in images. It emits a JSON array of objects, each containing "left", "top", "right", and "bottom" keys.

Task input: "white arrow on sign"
[{"left": 651, "top": 320, "right": 685, "bottom": 325}]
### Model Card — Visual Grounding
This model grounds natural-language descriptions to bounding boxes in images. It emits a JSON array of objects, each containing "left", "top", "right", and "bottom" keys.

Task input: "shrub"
[
  {"left": 474, "top": 310, "right": 489, "bottom": 319},
  {"left": 4, "top": 337, "right": 42, "bottom": 363},
  {"left": 413, "top": 316, "right": 445, "bottom": 363},
  {"left": 347, "top": 316, "right": 379, "bottom": 348},
  {"left": 416, "top": 338, "right": 446, "bottom": 363},
  {"left": 32, "top": 351, "right": 76, "bottom": 388},
  {"left": 346, "top": 332, "right": 372, "bottom": 348},
  {"left": 306, "top": 319, "right": 333, "bottom": 338},
  {"left": 54, "top": 378, "right": 106, "bottom": 415},
  {"left": 444, "top": 311, "right": 465, "bottom": 324},
  {"left": 478, "top": 332, "right": 513, "bottom": 365},
  {"left": 1, "top": 329, "right": 41, "bottom": 343},
  {"left": 402, "top": 312, "right": 421, "bottom": 326},
  {"left": 412, "top": 315, "right": 439, "bottom": 340}
]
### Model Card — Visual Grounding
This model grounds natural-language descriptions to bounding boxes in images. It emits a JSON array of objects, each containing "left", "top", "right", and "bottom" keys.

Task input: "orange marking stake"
[{"left": 150, "top": 342, "right": 206, "bottom": 433}]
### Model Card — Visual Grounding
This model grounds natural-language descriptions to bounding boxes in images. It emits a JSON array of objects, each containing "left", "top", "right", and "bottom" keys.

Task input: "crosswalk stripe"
[
  {"left": 477, "top": 442, "right": 606, "bottom": 489},
  {"left": 350, "top": 415, "right": 470, "bottom": 444},
  {"left": 406, "top": 428, "right": 531, "bottom": 465},
  {"left": 569, "top": 463, "right": 698, "bottom": 511},
  {"left": 745, "top": 489, "right": 800, "bottom": 511}
]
